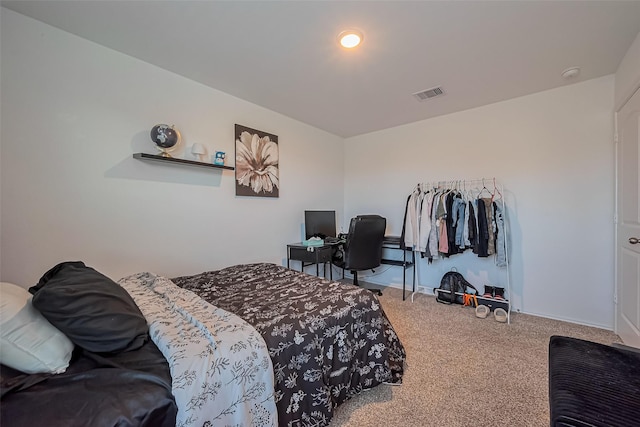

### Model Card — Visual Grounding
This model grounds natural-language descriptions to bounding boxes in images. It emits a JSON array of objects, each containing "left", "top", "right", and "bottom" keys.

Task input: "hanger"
[
  {"left": 492, "top": 177, "right": 503, "bottom": 201},
  {"left": 477, "top": 178, "right": 491, "bottom": 198},
  {"left": 462, "top": 180, "right": 472, "bottom": 201}
]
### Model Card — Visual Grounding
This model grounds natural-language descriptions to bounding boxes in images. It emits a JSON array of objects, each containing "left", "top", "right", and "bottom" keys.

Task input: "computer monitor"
[{"left": 304, "top": 210, "right": 336, "bottom": 239}]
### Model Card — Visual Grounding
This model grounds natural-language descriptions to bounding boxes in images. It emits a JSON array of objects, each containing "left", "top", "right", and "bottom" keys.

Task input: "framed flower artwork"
[{"left": 234, "top": 124, "right": 279, "bottom": 198}]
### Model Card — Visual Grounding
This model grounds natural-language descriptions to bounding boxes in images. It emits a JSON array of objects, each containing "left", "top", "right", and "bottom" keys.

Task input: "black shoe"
[
  {"left": 493, "top": 287, "right": 505, "bottom": 300},
  {"left": 483, "top": 285, "right": 494, "bottom": 298}
]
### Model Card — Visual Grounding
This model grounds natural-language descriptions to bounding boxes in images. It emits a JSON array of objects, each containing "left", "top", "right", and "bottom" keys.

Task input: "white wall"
[
  {"left": 0, "top": 8, "right": 623, "bottom": 329},
  {"left": 614, "top": 31, "right": 640, "bottom": 110},
  {"left": 0, "top": 9, "right": 344, "bottom": 286},
  {"left": 344, "top": 76, "right": 615, "bottom": 329}
]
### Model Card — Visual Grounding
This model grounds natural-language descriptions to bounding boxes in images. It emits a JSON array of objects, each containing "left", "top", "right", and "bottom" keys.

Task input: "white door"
[{"left": 616, "top": 86, "right": 640, "bottom": 348}]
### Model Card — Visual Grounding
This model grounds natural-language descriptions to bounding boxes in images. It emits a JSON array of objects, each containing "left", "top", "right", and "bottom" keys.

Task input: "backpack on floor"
[{"left": 435, "top": 271, "right": 477, "bottom": 304}]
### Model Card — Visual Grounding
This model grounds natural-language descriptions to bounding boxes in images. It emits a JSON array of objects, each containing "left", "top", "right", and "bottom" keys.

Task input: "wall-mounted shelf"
[{"left": 133, "top": 153, "right": 234, "bottom": 170}]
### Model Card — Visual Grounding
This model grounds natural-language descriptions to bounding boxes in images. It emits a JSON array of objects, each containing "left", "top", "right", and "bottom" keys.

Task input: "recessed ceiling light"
[
  {"left": 561, "top": 67, "right": 580, "bottom": 79},
  {"left": 338, "top": 30, "right": 363, "bottom": 49}
]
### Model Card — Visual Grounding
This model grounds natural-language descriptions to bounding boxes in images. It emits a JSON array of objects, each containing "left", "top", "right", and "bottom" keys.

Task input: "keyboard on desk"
[{"left": 324, "top": 236, "right": 342, "bottom": 244}]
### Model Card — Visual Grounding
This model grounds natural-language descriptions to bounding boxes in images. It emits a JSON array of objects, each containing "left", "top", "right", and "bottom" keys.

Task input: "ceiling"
[{"left": 3, "top": 1, "right": 640, "bottom": 138}]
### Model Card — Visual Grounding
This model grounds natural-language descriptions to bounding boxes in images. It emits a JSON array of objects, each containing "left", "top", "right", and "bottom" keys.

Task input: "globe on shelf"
[{"left": 150, "top": 124, "right": 180, "bottom": 157}]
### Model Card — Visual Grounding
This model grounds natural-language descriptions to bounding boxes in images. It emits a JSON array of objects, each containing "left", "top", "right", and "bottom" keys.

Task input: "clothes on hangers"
[
  {"left": 399, "top": 194, "right": 411, "bottom": 250},
  {"left": 403, "top": 189, "right": 421, "bottom": 249},
  {"left": 401, "top": 180, "right": 507, "bottom": 265},
  {"left": 444, "top": 192, "right": 456, "bottom": 256},
  {"left": 452, "top": 194, "right": 466, "bottom": 249},
  {"left": 475, "top": 198, "right": 489, "bottom": 257},
  {"left": 494, "top": 202, "right": 507, "bottom": 267},
  {"left": 482, "top": 198, "right": 496, "bottom": 256},
  {"left": 467, "top": 200, "right": 477, "bottom": 252},
  {"left": 417, "top": 192, "right": 434, "bottom": 254},
  {"left": 428, "top": 192, "right": 440, "bottom": 260},
  {"left": 462, "top": 195, "right": 471, "bottom": 248}
]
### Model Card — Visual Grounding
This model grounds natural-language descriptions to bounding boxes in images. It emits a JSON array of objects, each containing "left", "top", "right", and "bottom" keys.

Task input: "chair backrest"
[{"left": 343, "top": 215, "right": 386, "bottom": 271}]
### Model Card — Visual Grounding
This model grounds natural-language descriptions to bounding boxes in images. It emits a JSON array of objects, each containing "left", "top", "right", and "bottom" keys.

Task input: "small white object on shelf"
[{"left": 191, "top": 143, "right": 206, "bottom": 162}]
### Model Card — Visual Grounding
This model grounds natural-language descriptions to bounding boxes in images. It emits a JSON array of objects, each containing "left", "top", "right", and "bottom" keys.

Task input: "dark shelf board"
[
  {"left": 382, "top": 235, "right": 412, "bottom": 251},
  {"left": 381, "top": 259, "right": 414, "bottom": 268},
  {"left": 133, "top": 153, "right": 234, "bottom": 170}
]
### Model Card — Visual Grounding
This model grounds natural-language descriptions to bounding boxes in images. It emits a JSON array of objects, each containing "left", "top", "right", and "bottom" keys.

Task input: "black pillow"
[{"left": 29, "top": 261, "right": 149, "bottom": 353}]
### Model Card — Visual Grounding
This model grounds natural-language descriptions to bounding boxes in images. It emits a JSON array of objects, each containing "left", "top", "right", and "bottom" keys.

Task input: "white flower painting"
[{"left": 235, "top": 124, "right": 279, "bottom": 197}]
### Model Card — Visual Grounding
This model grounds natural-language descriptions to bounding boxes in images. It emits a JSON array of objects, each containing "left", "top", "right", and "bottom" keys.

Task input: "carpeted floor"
[{"left": 328, "top": 286, "right": 620, "bottom": 427}]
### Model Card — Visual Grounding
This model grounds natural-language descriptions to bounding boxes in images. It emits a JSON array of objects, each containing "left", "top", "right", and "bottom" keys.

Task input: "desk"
[
  {"left": 381, "top": 235, "right": 416, "bottom": 300},
  {"left": 286, "top": 242, "right": 337, "bottom": 279},
  {"left": 287, "top": 238, "right": 415, "bottom": 293}
]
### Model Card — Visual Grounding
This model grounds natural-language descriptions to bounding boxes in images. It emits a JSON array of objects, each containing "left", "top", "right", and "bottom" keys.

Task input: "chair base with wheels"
[{"left": 351, "top": 270, "right": 382, "bottom": 296}]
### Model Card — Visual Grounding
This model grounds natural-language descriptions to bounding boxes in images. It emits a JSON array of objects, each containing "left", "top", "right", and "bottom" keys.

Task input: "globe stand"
[{"left": 157, "top": 148, "right": 174, "bottom": 158}]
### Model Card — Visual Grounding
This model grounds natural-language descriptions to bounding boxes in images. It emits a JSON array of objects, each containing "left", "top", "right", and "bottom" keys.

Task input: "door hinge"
[
  {"left": 614, "top": 133, "right": 619, "bottom": 144},
  {"left": 614, "top": 292, "right": 618, "bottom": 304}
]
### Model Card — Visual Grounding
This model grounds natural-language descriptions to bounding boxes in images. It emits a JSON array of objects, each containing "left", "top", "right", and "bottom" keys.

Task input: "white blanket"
[{"left": 119, "top": 272, "right": 277, "bottom": 427}]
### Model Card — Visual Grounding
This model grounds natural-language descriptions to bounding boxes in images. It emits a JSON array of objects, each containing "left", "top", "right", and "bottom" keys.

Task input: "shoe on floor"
[
  {"left": 494, "top": 307, "right": 508, "bottom": 323},
  {"left": 475, "top": 305, "right": 490, "bottom": 319}
]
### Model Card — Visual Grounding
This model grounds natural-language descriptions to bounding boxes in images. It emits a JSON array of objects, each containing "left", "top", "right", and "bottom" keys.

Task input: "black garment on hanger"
[
  {"left": 399, "top": 194, "right": 411, "bottom": 250},
  {"left": 445, "top": 192, "right": 459, "bottom": 256},
  {"left": 475, "top": 199, "right": 489, "bottom": 257},
  {"left": 468, "top": 200, "right": 477, "bottom": 252}
]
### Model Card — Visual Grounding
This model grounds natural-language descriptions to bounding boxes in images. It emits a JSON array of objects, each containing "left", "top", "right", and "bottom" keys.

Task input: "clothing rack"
[{"left": 407, "top": 178, "right": 511, "bottom": 323}]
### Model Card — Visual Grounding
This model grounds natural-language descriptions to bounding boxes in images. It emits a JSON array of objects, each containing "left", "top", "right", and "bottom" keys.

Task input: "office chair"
[{"left": 333, "top": 214, "right": 386, "bottom": 296}]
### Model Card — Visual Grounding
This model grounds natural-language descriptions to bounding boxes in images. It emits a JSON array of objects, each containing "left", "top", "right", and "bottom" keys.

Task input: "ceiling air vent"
[{"left": 412, "top": 86, "right": 444, "bottom": 101}]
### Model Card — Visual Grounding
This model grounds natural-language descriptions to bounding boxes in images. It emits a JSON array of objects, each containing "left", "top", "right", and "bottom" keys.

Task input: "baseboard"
[
  {"left": 519, "top": 310, "right": 613, "bottom": 331},
  {"left": 357, "top": 276, "right": 614, "bottom": 331}
]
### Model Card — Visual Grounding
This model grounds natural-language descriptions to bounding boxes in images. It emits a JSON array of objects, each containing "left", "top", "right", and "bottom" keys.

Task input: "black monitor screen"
[{"left": 304, "top": 210, "right": 336, "bottom": 239}]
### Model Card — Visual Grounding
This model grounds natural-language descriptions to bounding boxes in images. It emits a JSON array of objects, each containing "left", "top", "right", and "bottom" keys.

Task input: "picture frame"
[{"left": 234, "top": 124, "right": 279, "bottom": 198}]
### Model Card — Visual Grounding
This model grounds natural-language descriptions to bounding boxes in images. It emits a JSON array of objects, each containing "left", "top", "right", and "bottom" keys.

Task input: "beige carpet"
[{"left": 328, "top": 286, "right": 619, "bottom": 427}]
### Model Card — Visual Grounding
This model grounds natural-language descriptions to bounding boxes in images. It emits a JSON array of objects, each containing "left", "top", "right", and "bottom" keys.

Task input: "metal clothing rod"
[{"left": 416, "top": 178, "right": 502, "bottom": 192}]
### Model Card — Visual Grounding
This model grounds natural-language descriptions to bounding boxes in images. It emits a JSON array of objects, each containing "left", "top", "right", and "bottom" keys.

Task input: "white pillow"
[{"left": 0, "top": 281, "right": 74, "bottom": 374}]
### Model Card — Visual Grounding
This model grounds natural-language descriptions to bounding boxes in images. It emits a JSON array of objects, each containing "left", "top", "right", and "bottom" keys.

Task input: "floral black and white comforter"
[
  {"left": 172, "top": 263, "right": 406, "bottom": 427},
  {"left": 119, "top": 272, "right": 278, "bottom": 427}
]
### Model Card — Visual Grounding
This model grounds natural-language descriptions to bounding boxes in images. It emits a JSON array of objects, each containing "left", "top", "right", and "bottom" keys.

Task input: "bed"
[
  {"left": 1, "top": 261, "right": 406, "bottom": 427},
  {"left": 171, "top": 263, "right": 406, "bottom": 427}
]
